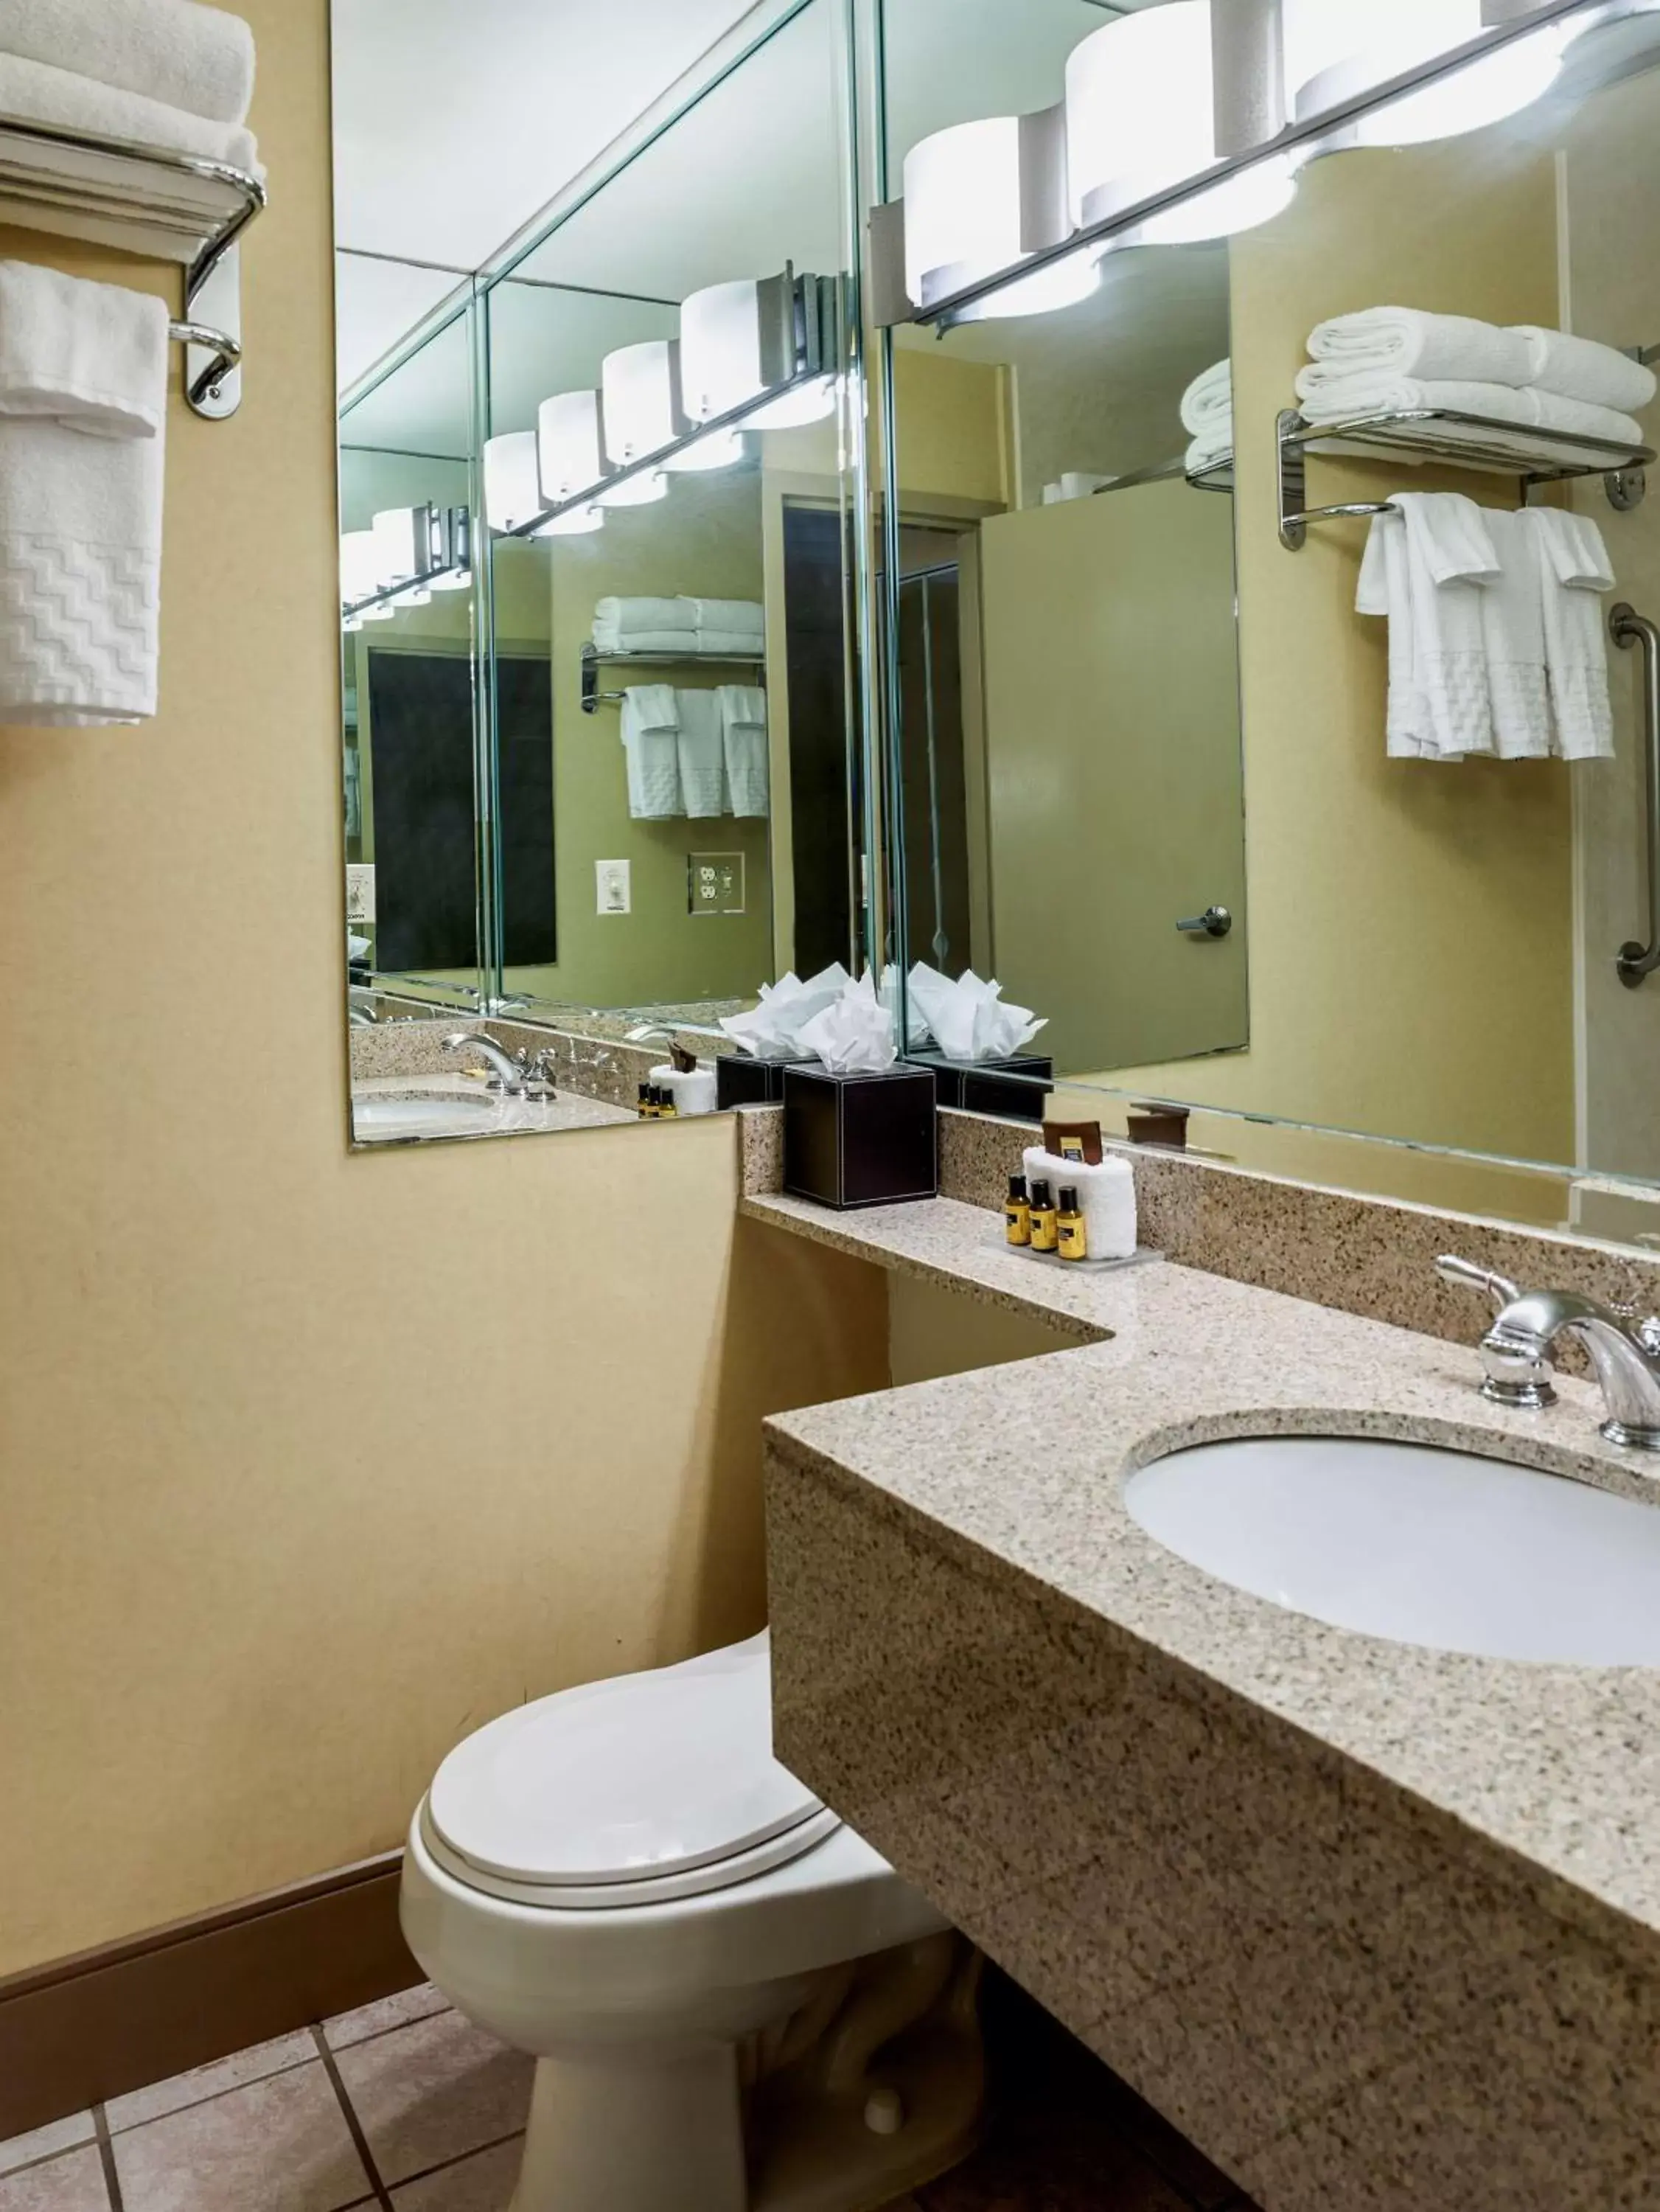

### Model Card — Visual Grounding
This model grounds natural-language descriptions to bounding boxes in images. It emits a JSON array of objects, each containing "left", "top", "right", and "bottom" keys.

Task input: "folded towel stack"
[
  {"left": 593, "top": 594, "right": 766, "bottom": 657},
  {"left": 0, "top": 0, "right": 259, "bottom": 187},
  {"left": 1356, "top": 492, "right": 1616, "bottom": 764},
  {"left": 0, "top": 258, "right": 169, "bottom": 726},
  {"left": 1180, "top": 358, "right": 1232, "bottom": 476},
  {"left": 1296, "top": 306, "right": 1653, "bottom": 455},
  {"left": 616, "top": 681, "right": 771, "bottom": 818}
]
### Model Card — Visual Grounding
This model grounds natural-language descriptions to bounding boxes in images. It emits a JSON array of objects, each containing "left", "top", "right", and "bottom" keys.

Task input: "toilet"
[{"left": 401, "top": 1632, "right": 984, "bottom": 2212}]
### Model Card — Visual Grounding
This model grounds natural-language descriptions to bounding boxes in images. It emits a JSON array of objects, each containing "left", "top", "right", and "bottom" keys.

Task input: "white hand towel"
[
  {"left": 1357, "top": 508, "right": 1436, "bottom": 759},
  {"left": 718, "top": 685, "right": 769, "bottom": 817},
  {"left": 674, "top": 688, "right": 726, "bottom": 817},
  {"left": 0, "top": 406, "right": 164, "bottom": 725},
  {"left": 1474, "top": 509, "right": 1552, "bottom": 760},
  {"left": 684, "top": 596, "right": 764, "bottom": 637},
  {"left": 1508, "top": 326, "right": 1658, "bottom": 416},
  {"left": 0, "top": 52, "right": 258, "bottom": 170},
  {"left": 0, "top": 0, "right": 255, "bottom": 125},
  {"left": 1022, "top": 1147, "right": 1137, "bottom": 1260},
  {"left": 1392, "top": 493, "right": 1502, "bottom": 760},
  {"left": 1294, "top": 371, "right": 1540, "bottom": 428},
  {"left": 1179, "top": 358, "right": 1231, "bottom": 436},
  {"left": 594, "top": 596, "right": 694, "bottom": 639},
  {"left": 1523, "top": 509, "right": 1617, "bottom": 761},
  {"left": 1305, "top": 307, "right": 1534, "bottom": 388},
  {"left": 0, "top": 260, "right": 169, "bottom": 439},
  {"left": 619, "top": 686, "right": 680, "bottom": 819}
]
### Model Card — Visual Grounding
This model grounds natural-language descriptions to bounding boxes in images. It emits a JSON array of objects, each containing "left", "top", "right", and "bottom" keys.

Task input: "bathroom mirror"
[
  {"left": 878, "top": 0, "right": 1660, "bottom": 1243},
  {"left": 333, "top": 0, "right": 864, "bottom": 1144}
]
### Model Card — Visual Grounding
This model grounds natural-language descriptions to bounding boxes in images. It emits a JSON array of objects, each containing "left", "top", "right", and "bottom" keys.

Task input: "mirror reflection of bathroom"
[
  {"left": 881, "top": 1, "right": 1660, "bottom": 1226},
  {"left": 336, "top": 0, "right": 862, "bottom": 1144}
]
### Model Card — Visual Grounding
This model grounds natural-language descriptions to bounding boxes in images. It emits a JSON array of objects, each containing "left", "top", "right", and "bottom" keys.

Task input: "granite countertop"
[
  {"left": 748, "top": 1191, "right": 1660, "bottom": 1951},
  {"left": 351, "top": 1073, "right": 633, "bottom": 1143}
]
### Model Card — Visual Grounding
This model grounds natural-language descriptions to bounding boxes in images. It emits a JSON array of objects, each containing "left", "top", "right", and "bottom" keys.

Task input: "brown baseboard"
[{"left": 0, "top": 1851, "right": 418, "bottom": 2141}]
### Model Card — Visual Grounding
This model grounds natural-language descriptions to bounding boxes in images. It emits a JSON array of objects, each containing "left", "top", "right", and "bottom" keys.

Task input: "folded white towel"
[
  {"left": 674, "top": 688, "right": 725, "bottom": 818},
  {"left": 1294, "top": 372, "right": 1541, "bottom": 429},
  {"left": 1509, "top": 326, "right": 1657, "bottom": 416},
  {"left": 0, "top": 51, "right": 257, "bottom": 170},
  {"left": 1474, "top": 509, "right": 1552, "bottom": 760},
  {"left": 0, "top": 405, "right": 164, "bottom": 725},
  {"left": 1524, "top": 508, "right": 1617, "bottom": 761},
  {"left": 1022, "top": 1147, "right": 1137, "bottom": 1260},
  {"left": 691, "top": 630, "right": 767, "bottom": 657},
  {"left": 594, "top": 596, "right": 693, "bottom": 639},
  {"left": 619, "top": 686, "right": 680, "bottom": 819},
  {"left": 1306, "top": 307, "right": 1534, "bottom": 388},
  {"left": 1185, "top": 426, "right": 1232, "bottom": 476},
  {"left": 1393, "top": 493, "right": 1501, "bottom": 760},
  {"left": 685, "top": 596, "right": 764, "bottom": 636},
  {"left": 593, "top": 631, "right": 704, "bottom": 656},
  {"left": 0, "top": 0, "right": 254, "bottom": 125},
  {"left": 1527, "top": 389, "right": 1645, "bottom": 448},
  {"left": 718, "top": 685, "right": 769, "bottom": 818},
  {"left": 1179, "top": 358, "right": 1231, "bottom": 436},
  {"left": 0, "top": 260, "right": 169, "bottom": 439}
]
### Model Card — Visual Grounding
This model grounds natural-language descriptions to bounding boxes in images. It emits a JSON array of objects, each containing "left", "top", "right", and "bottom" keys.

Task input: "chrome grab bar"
[{"left": 1611, "top": 602, "right": 1660, "bottom": 988}]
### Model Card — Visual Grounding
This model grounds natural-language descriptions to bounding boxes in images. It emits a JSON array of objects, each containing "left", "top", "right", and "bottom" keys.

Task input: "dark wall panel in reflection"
[
  {"left": 366, "top": 651, "right": 476, "bottom": 973},
  {"left": 497, "top": 655, "right": 556, "bottom": 968}
]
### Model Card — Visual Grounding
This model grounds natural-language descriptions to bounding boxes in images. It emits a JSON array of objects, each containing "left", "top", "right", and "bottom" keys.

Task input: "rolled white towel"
[
  {"left": 0, "top": 0, "right": 256, "bottom": 125},
  {"left": 594, "top": 630, "right": 710, "bottom": 655},
  {"left": 0, "top": 260, "right": 169, "bottom": 439},
  {"left": 683, "top": 596, "right": 764, "bottom": 637},
  {"left": 1186, "top": 428, "right": 1232, "bottom": 476},
  {"left": 0, "top": 50, "right": 258, "bottom": 170},
  {"left": 691, "top": 630, "right": 768, "bottom": 656},
  {"left": 651, "top": 1062, "right": 719, "bottom": 1116},
  {"left": 1023, "top": 1147, "right": 1137, "bottom": 1261},
  {"left": 1305, "top": 306, "right": 1533, "bottom": 388},
  {"left": 595, "top": 597, "right": 694, "bottom": 639},
  {"left": 1179, "top": 357, "right": 1231, "bottom": 436},
  {"left": 1509, "top": 326, "right": 1657, "bottom": 416}
]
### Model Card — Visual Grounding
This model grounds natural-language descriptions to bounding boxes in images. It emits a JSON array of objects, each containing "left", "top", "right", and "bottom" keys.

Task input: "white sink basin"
[
  {"left": 1124, "top": 1436, "right": 1660, "bottom": 1663},
  {"left": 353, "top": 1091, "right": 501, "bottom": 1141}
]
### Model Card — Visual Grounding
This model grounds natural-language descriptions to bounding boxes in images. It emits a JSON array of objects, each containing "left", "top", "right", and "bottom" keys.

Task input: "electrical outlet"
[
  {"left": 346, "top": 863, "right": 377, "bottom": 924},
  {"left": 688, "top": 853, "right": 745, "bottom": 917},
  {"left": 596, "top": 859, "right": 631, "bottom": 916}
]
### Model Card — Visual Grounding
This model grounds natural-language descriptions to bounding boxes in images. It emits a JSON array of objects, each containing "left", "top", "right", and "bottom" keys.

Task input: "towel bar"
[
  {"left": 1611, "top": 602, "right": 1660, "bottom": 989},
  {"left": 581, "top": 644, "right": 766, "bottom": 715}
]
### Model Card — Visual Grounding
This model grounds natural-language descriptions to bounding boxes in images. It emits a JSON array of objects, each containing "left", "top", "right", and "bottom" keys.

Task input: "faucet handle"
[
  {"left": 1435, "top": 1253, "right": 1522, "bottom": 1312},
  {"left": 1437, "top": 1255, "right": 1558, "bottom": 1411}
]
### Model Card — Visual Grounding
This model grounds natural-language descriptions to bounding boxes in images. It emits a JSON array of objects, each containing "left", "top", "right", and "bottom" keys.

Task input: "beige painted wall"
[
  {"left": 0, "top": 0, "right": 890, "bottom": 1978},
  {"left": 1082, "top": 138, "right": 1579, "bottom": 1165}
]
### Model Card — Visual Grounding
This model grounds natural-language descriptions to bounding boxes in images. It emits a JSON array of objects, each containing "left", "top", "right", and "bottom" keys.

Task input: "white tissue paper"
[
  {"left": 795, "top": 970, "right": 899, "bottom": 1075},
  {"left": 718, "top": 964, "right": 852, "bottom": 1058},
  {"left": 907, "top": 963, "right": 1047, "bottom": 1063}
]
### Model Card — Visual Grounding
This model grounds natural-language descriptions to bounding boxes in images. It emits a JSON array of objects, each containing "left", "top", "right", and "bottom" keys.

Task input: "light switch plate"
[
  {"left": 346, "top": 863, "right": 377, "bottom": 924},
  {"left": 596, "top": 859, "right": 632, "bottom": 916},
  {"left": 689, "top": 853, "right": 745, "bottom": 917}
]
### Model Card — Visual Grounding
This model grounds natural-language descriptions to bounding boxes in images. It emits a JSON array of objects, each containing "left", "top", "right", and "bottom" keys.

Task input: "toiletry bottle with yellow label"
[
  {"left": 656, "top": 1085, "right": 678, "bottom": 1119},
  {"left": 638, "top": 1082, "right": 657, "bottom": 1120},
  {"left": 1005, "top": 1174, "right": 1031, "bottom": 1247},
  {"left": 1029, "top": 1179, "right": 1059, "bottom": 1253},
  {"left": 1057, "top": 1186, "right": 1088, "bottom": 1262}
]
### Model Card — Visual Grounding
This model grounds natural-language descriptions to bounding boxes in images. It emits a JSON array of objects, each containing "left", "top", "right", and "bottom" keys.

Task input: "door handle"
[{"left": 1176, "top": 905, "right": 1232, "bottom": 939}]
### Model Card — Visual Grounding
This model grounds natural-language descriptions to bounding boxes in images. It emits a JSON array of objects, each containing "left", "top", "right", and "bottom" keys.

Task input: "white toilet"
[{"left": 401, "top": 1632, "right": 984, "bottom": 2212}]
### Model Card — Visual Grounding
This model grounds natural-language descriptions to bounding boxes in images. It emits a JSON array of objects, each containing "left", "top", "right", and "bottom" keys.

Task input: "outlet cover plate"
[{"left": 689, "top": 852, "right": 745, "bottom": 917}]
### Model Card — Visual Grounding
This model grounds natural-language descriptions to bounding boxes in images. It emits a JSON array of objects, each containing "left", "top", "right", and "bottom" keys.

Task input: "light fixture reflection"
[
  {"left": 370, "top": 506, "right": 419, "bottom": 588},
  {"left": 482, "top": 432, "right": 542, "bottom": 534},
  {"left": 1283, "top": 0, "right": 1567, "bottom": 144},
  {"left": 595, "top": 469, "right": 668, "bottom": 509},
  {"left": 601, "top": 341, "right": 679, "bottom": 464},
  {"left": 662, "top": 426, "right": 746, "bottom": 473},
  {"left": 903, "top": 116, "right": 1101, "bottom": 316},
  {"left": 532, "top": 506, "right": 604, "bottom": 538},
  {"left": 430, "top": 568, "right": 472, "bottom": 592},
  {"left": 680, "top": 279, "right": 767, "bottom": 417},
  {"left": 339, "top": 528, "right": 380, "bottom": 605},
  {"left": 744, "top": 376, "right": 836, "bottom": 430},
  {"left": 537, "top": 390, "right": 605, "bottom": 501},
  {"left": 1066, "top": 1, "right": 1297, "bottom": 243}
]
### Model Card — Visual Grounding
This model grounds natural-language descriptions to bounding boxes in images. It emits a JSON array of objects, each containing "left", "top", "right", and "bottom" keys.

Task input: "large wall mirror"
[
  {"left": 878, "top": 0, "right": 1660, "bottom": 1243},
  {"left": 333, "top": 0, "right": 865, "bottom": 1144}
]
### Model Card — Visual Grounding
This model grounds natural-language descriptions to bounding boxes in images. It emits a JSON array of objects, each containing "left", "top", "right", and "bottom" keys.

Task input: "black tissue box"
[
  {"left": 716, "top": 1054, "right": 798, "bottom": 1110},
  {"left": 910, "top": 1051, "right": 1053, "bottom": 1123},
  {"left": 783, "top": 1064, "right": 939, "bottom": 1209}
]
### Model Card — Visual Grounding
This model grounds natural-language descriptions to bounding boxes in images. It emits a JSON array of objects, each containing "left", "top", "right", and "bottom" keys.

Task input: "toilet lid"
[{"left": 426, "top": 1639, "right": 831, "bottom": 1897}]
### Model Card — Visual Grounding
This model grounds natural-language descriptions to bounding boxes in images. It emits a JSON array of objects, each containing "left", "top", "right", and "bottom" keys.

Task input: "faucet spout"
[{"left": 443, "top": 1030, "right": 525, "bottom": 1091}]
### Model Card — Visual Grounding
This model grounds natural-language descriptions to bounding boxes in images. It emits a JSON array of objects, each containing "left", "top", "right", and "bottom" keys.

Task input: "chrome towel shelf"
[
  {"left": 581, "top": 644, "right": 765, "bottom": 715},
  {"left": 1277, "top": 406, "right": 1656, "bottom": 550},
  {"left": 0, "top": 111, "right": 265, "bottom": 420}
]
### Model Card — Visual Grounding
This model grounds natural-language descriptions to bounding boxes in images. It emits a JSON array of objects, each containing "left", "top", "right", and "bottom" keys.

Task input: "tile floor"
[{"left": 0, "top": 1972, "right": 1261, "bottom": 2212}]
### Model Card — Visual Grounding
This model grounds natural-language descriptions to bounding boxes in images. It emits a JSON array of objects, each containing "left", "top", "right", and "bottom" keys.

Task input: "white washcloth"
[
  {"left": 0, "top": 261, "right": 169, "bottom": 439},
  {"left": 1395, "top": 494, "right": 1501, "bottom": 759},
  {"left": 1474, "top": 509, "right": 1552, "bottom": 759},
  {"left": 619, "top": 686, "right": 680, "bottom": 819},
  {"left": 718, "top": 685, "right": 768, "bottom": 817},
  {"left": 1357, "top": 508, "right": 1435, "bottom": 759},
  {"left": 0, "top": 406, "right": 164, "bottom": 725},
  {"left": 594, "top": 596, "right": 694, "bottom": 641},
  {"left": 1305, "top": 307, "right": 1534, "bottom": 387},
  {"left": 0, "top": 51, "right": 258, "bottom": 170},
  {"left": 1022, "top": 1147, "right": 1137, "bottom": 1261},
  {"left": 686, "top": 596, "right": 764, "bottom": 637},
  {"left": 674, "top": 688, "right": 725, "bottom": 817},
  {"left": 1524, "top": 508, "right": 1617, "bottom": 761},
  {"left": 1179, "top": 358, "right": 1231, "bottom": 436},
  {"left": 1509, "top": 326, "right": 1657, "bottom": 416},
  {"left": 0, "top": 0, "right": 255, "bottom": 125}
]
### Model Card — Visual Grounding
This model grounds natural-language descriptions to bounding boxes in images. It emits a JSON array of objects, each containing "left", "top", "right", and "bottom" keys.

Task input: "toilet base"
[{"left": 506, "top": 1935, "right": 984, "bottom": 2212}]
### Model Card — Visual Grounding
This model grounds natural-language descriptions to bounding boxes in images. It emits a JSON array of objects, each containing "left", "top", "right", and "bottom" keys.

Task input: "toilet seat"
[{"left": 425, "top": 1635, "right": 843, "bottom": 1910}]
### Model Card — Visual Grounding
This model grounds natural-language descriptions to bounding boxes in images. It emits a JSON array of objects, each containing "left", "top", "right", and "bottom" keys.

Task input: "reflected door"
[{"left": 977, "top": 479, "right": 1247, "bottom": 1073}]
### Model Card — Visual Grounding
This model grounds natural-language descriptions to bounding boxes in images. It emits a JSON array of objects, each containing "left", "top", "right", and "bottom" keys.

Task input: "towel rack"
[
  {"left": 0, "top": 111, "right": 265, "bottom": 420},
  {"left": 1277, "top": 406, "right": 1656, "bottom": 550},
  {"left": 581, "top": 643, "right": 766, "bottom": 716},
  {"left": 1611, "top": 602, "right": 1660, "bottom": 990}
]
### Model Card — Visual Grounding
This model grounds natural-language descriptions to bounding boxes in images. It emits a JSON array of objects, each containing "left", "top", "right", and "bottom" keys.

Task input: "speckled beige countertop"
[{"left": 751, "top": 1191, "right": 1660, "bottom": 2211}]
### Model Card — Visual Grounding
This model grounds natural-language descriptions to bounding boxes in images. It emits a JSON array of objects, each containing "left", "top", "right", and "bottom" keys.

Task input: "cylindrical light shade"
[
  {"left": 680, "top": 281, "right": 766, "bottom": 419},
  {"left": 662, "top": 426, "right": 746, "bottom": 473},
  {"left": 339, "top": 528, "right": 380, "bottom": 605},
  {"left": 370, "top": 506, "right": 419, "bottom": 588},
  {"left": 1283, "top": 0, "right": 1566, "bottom": 142},
  {"left": 537, "top": 391, "right": 604, "bottom": 503},
  {"left": 532, "top": 504, "right": 604, "bottom": 538},
  {"left": 1066, "top": 2, "right": 1297, "bottom": 244},
  {"left": 903, "top": 117, "right": 1099, "bottom": 317},
  {"left": 595, "top": 469, "right": 668, "bottom": 509},
  {"left": 601, "top": 341, "right": 678, "bottom": 463},
  {"left": 745, "top": 376, "right": 837, "bottom": 431},
  {"left": 482, "top": 432, "right": 543, "bottom": 533}
]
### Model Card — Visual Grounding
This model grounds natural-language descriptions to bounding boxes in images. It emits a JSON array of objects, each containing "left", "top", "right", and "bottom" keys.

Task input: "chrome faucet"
[
  {"left": 442, "top": 1030, "right": 557, "bottom": 1098},
  {"left": 1437, "top": 1253, "right": 1660, "bottom": 1452}
]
